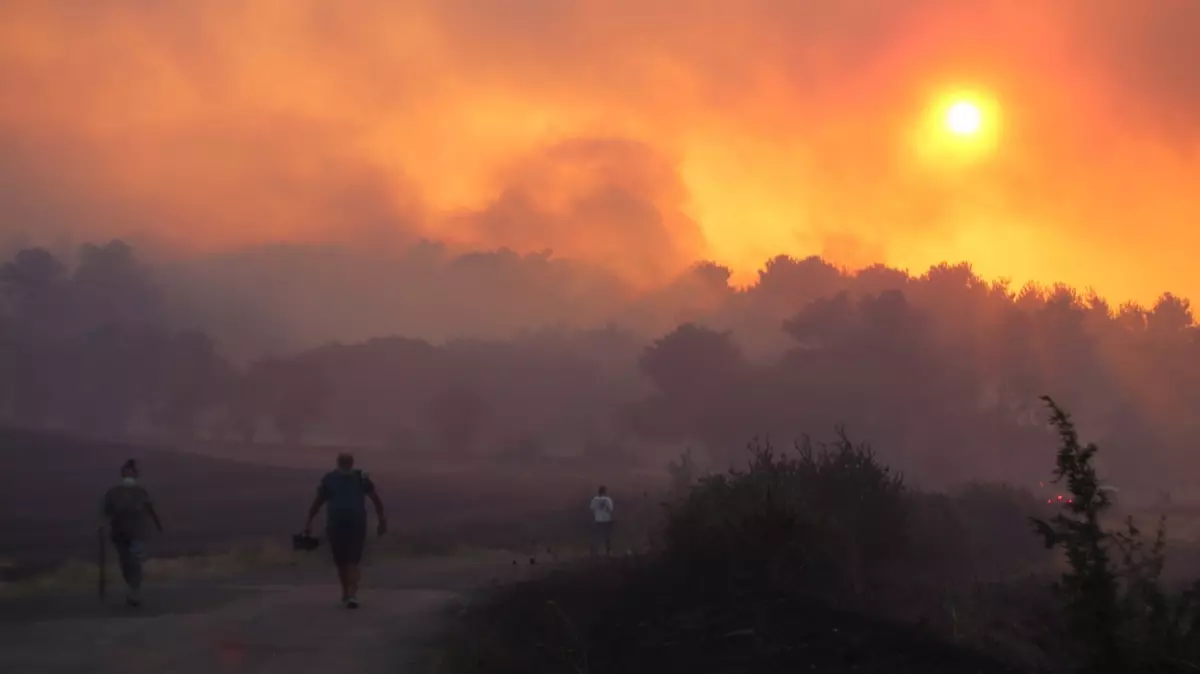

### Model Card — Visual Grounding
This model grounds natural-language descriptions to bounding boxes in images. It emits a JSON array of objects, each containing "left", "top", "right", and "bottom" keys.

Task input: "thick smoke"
[{"left": 1, "top": 0, "right": 1198, "bottom": 309}]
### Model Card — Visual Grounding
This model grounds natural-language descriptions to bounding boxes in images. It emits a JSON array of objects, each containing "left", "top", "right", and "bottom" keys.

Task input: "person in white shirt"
[{"left": 589, "top": 485, "right": 614, "bottom": 557}]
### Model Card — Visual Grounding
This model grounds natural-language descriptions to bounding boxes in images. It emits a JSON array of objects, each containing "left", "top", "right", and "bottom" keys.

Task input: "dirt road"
[{"left": 0, "top": 555, "right": 533, "bottom": 674}]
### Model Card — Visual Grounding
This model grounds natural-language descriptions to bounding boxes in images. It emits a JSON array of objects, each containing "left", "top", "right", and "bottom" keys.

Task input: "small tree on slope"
[{"left": 1031, "top": 395, "right": 1200, "bottom": 673}]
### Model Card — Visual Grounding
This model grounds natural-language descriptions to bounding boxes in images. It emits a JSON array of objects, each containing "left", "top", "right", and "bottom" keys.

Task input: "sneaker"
[
  {"left": 126, "top": 592, "right": 142, "bottom": 608},
  {"left": 345, "top": 597, "right": 359, "bottom": 610}
]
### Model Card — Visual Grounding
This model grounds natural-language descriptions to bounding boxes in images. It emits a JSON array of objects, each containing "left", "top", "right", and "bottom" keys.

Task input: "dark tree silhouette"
[
  {"left": 0, "top": 247, "right": 71, "bottom": 337},
  {"left": 70, "top": 240, "right": 162, "bottom": 332},
  {"left": 1147, "top": 293, "right": 1192, "bottom": 338},
  {"left": 147, "top": 331, "right": 232, "bottom": 439},
  {"left": 639, "top": 323, "right": 747, "bottom": 400},
  {"left": 0, "top": 237, "right": 1198, "bottom": 493},
  {"left": 264, "top": 357, "right": 329, "bottom": 445}
]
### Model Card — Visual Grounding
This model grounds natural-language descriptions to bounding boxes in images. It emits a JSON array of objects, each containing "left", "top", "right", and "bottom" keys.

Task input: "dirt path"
[{"left": 0, "top": 554, "right": 535, "bottom": 674}]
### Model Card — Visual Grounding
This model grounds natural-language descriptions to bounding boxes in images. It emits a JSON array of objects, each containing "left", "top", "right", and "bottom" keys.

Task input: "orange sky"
[{"left": 1, "top": 0, "right": 1198, "bottom": 303}]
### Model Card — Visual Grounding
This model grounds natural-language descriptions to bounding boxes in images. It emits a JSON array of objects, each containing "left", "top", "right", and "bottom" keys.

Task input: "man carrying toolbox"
[{"left": 303, "top": 452, "right": 387, "bottom": 609}]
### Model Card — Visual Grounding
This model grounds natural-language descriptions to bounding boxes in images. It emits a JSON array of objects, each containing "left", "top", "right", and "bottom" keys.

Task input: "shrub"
[
  {"left": 1030, "top": 395, "right": 1200, "bottom": 673},
  {"left": 661, "top": 429, "right": 906, "bottom": 600},
  {"left": 665, "top": 447, "right": 698, "bottom": 499}
]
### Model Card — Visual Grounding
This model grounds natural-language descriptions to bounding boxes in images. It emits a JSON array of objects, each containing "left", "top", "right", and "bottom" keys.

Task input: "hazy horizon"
[{"left": 3, "top": 0, "right": 1200, "bottom": 502}]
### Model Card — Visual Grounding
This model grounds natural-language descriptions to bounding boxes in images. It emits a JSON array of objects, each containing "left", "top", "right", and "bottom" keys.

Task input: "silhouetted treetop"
[{"left": 1, "top": 239, "right": 1199, "bottom": 489}]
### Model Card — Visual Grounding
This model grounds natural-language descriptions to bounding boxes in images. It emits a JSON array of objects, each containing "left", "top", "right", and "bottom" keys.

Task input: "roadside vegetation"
[{"left": 429, "top": 398, "right": 1200, "bottom": 673}]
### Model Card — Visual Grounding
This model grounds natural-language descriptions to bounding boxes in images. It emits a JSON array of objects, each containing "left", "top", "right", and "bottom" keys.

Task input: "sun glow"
[
  {"left": 909, "top": 88, "right": 1003, "bottom": 167},
  {"left": 945, "top": 100, "right": 983, "bottom": 136}
]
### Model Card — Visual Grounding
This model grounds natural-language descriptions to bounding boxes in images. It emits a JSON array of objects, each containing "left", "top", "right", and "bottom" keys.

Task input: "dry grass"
[
  {"left": 0, "top": 533, "right": 555, "bottom": 600},
  {"left": 0, "top": 538, "right": 307, "bottom": 598}
]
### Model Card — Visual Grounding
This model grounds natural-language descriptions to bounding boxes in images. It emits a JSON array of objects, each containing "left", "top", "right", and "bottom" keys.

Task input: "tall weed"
[{"left": 1031, "top": 395, "right": 1200, "bottom": 672}]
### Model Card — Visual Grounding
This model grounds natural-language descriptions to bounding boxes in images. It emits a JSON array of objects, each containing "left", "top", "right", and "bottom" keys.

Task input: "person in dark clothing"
[
  {"left": 303, "top": 452, "right": 387, "bottom": 608},
  {"left": 100, "top": 459, "right": 163, "bottom": 607}
]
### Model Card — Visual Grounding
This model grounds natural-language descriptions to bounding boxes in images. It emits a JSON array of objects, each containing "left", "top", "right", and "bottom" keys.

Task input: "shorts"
[{"left": 327, "top": 520, "right": 367, "bottom": 566}]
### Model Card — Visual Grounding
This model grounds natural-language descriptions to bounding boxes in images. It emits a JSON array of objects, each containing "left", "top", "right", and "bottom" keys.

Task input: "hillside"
[
  {"left": 0, "top": 429, "right": 318, "bottom": 567},
  {"left": 0, "top": 429, "right": 663, "bottom": 574}
]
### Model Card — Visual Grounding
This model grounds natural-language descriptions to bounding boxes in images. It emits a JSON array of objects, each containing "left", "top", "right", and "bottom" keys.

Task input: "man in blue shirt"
[{"left": 303, "top": 452, "right": 387, "bottom": 608}]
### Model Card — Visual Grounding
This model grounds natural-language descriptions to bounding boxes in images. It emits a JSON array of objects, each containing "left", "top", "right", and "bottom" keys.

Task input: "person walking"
[
  {"left": 100, "top": 459, "right": 163, "bottom": 607},
  {"left": 303, "top": 452, "right": 387, "bottom": 609},
  {"left": 589, "top": 485, "right": 614, "bottom": 557}
]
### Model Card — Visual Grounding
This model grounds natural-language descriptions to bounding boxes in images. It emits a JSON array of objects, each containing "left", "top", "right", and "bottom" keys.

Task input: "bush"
[
  {"left": 440, "top": 401, "right": 1200, "bottom": 673},
  {"left": 433, "top": 428, "right": 1045, "bottom": 674},
  {"left": 658, "top": 428, "right": 1056, "bottom": 636},
  {"left": 1031, "top": 395, "right": 1200, "bottom": 673},
  {"left": 666, "top": 448, "right": 698, "bottom": 499},
  {"left": 661, "top": 430, "right": 906, "bottom": 601}
]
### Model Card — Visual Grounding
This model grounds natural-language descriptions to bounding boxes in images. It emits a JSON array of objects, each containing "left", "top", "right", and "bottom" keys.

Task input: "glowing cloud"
[{"left": 1, "top": 1, "right": 1200, "bottom": 304}]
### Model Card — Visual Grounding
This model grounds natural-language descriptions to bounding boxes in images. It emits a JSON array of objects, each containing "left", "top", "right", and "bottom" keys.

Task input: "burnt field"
[{"left": 0, "top": 429, "right": 663, "bottom": 576}]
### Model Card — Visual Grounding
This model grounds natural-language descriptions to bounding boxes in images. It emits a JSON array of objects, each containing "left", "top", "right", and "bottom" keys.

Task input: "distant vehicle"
[{"left": 1038, "top": 481, "right": 1119, "bottom": 506}]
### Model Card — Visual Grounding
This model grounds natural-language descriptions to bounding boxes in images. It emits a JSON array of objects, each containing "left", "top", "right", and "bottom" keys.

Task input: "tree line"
[{"left": 2, "top": 241, "right": 1196, "bottom": 489}]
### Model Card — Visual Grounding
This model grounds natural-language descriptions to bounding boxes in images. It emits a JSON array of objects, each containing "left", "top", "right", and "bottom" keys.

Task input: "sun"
[
  {"left": 945, "top": 100, "right": 983, "bottom": 136},
  {"left": 909, "top": 88, "right": 1001, "bottom": 166}
]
